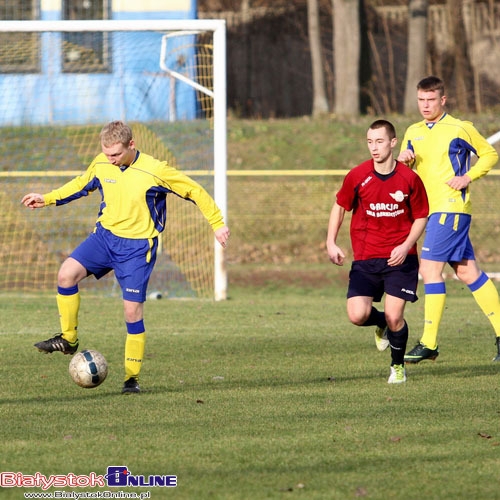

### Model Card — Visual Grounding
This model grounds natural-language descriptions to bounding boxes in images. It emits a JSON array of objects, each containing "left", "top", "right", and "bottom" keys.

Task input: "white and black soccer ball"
[{"left": 69, "top": 349, "right": 108, "bottom": 388}]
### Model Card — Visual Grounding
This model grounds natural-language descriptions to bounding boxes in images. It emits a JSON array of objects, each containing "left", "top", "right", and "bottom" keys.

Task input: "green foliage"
[
  {"left": 227, "top": 112, "right": 500, "bottom": 171},
  {"left": 2, "top": 281, "right": 500, "bottom": 499}
]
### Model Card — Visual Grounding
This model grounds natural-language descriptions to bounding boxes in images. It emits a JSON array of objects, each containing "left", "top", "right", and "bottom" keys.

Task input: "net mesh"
[
  {"left": 0, "top": 27, "right": 217, "bottom": 298},
  {"left": 226, "top": 172, "right": 500, "bottom": 270}
]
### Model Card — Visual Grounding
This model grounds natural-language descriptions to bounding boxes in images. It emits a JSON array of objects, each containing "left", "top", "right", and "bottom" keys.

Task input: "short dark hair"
[
  {"left": 417, "top": 76, "right": 445, "bottom": 96},
  {"left": 369, "top": 119, "right": 396, "bottom": 140}
]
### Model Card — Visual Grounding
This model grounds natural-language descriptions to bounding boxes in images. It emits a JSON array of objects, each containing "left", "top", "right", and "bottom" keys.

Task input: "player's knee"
[
  {"left": 347, "top": 311, "right": 369, "bottom": 326},
  {"left": 385, "top": 316, "right": 405, "bottom": 332},
  {"left": 123, "top": 300, "right": 144, "bottom": 323},
  {"left": 58, "top": 258, "right": 86, "bottom": 286},
  {"left": 455, "top": 268, "right": 482, "bottom": 285}
]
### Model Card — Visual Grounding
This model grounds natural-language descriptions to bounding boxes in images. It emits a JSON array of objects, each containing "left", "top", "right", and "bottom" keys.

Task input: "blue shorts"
[
  {"left": 347, "top": 255, "right": 419, "bottom": 303},
  {"left": 421, "top": 213, "right": 475, "bottom": 263},
  {"left": 71, "top": 224, "right": 158, "bottom": 303}
]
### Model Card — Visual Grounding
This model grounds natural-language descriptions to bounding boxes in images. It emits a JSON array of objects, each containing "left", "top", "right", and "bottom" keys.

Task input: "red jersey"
[{"left": 336, "top": 160, "right": 429, "bottom": 260}]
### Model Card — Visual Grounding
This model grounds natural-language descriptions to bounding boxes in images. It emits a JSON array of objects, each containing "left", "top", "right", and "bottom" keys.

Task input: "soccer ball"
[{"left": 68, "top": 349, "right": 108, "bottom": 388}]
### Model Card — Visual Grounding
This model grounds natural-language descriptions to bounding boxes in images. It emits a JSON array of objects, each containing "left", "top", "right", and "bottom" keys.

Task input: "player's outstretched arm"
[
  {"left": 21, "top": 193, "right": 45, "bottom": 210},
  {"left": 215, "top": 225, "right": 230, "bottom": 248}
]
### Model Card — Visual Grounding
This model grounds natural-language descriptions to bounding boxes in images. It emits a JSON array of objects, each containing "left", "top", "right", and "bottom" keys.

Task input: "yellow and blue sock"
[
  {"left": 125, "top": 320, "right": 146, "bottom": 381},
  {"left": 420, "top": 282, "right": 446, "bottom": 350},
  {"left": 469, "top": 271, "right": 500, "bottom": 337},
  {"left": 56, "top": 285, "right": 80, "bottom": 344}
]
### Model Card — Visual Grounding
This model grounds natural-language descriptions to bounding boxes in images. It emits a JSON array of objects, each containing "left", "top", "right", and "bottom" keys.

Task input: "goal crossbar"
[{"left": 0, "top": 19, "right": 226, "bottom": 33}]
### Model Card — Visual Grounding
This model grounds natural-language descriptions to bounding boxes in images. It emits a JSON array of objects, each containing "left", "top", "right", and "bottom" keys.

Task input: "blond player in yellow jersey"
[
  {"left": 22, "top": 121, "right": 230, "bottom": 394},
  {"left": 398, "top": 76, "right": 500, "bottom": 363}
]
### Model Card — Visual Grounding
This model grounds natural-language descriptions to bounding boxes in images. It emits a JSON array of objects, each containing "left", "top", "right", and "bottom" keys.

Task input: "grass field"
[
  {"left": 2, "top": 114, "right": 500, "bottom": 499},
  {"left": 2, "top": 277, "right": 500, "bottom": 500}
]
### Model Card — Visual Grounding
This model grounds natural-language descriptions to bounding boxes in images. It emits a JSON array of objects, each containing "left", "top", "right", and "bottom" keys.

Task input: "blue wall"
[{"left": 0, "top": 1, "right": 199, "bottom": 125}]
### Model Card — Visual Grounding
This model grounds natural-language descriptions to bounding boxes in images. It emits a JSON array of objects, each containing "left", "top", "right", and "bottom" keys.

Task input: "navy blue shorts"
[
  {"left": 70, "top": 224, "right": 158, "bottom": 303},
  {"left": 421, "top": 212, "right": 475, "bottom": 263},
  {"left": 347, "top": 255, "right": 419, "bottom": 303}
]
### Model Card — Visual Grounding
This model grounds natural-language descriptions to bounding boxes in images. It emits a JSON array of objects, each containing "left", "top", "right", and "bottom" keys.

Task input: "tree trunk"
[
  {"left": 447, "top": 0, "right": 471, "bottom": 112},
  {"left": 308, "top": 0, "right": 329, "bottom": 116},
  {"left": 332, "top": 0, "right": 360, "bottom": 116},
  {"left": 404, "top": 0, "right": 428, "bottom": 114}
]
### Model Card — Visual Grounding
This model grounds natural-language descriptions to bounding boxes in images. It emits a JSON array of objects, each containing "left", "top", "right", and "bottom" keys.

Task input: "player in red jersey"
[{"left": 326, "top": 119, "right": 429, "bottom": 383}]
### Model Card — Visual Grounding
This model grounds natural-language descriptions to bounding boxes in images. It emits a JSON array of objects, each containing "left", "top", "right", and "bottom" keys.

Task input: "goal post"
[{"left": 0, "top": 19, "right": 228, "bottom": 300}]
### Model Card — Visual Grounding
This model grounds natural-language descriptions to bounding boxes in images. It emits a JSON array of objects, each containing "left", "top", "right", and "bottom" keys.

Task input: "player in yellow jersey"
[
  {"left": 398, "top": 76, "right": 500, "bottom": 363},
  {"left": 22, "top": 121, "right": 230, "bottom": 394}
]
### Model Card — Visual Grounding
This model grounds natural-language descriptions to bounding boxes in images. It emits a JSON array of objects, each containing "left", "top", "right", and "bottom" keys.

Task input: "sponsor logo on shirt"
[
  {"left": 365, "top": 191, "right": 409, "bottom": 218},
  {"left": 389, "top": 190, "right": 407, "bottom": 203}
]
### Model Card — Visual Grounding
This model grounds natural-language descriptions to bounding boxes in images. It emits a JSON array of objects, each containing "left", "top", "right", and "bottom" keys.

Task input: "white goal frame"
[{"left": 0, "top": 19, "right": 228, "bottom": 300}]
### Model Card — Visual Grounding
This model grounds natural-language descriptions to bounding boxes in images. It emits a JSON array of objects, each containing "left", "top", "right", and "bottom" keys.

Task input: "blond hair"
[{"left": 99, "top": 121, "right": 133, "bottom": 147}]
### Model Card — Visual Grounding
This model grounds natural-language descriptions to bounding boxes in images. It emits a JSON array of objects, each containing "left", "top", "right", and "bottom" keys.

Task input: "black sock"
[
  {"left": 362, "top": 307, "right": 386, "bottom": 328},
  {"left": 387, "top": 321, "right": 409, "bottom": 366}
]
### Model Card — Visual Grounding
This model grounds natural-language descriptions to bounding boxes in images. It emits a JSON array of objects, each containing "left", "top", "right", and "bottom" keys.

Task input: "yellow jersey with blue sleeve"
[
  {"left": 43, "top": 151, "right": 225, "bottom": 239},
  {"left": 401, "top": 113, "right": 498, "bottom": 215}
]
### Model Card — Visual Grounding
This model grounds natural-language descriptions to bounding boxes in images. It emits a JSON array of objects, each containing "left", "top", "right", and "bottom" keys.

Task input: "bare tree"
[
  {"left": 307, "top": 0, "right": 329, "bottom": 116},
  {"left": 403, "top": 0, "right": 428, "bottom": 114},
  {"left": 332, "top": 0, "right": 360, "bottom": 116}
]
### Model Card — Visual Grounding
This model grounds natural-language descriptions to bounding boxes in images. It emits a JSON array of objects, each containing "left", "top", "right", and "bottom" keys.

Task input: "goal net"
[{"left": 0, "top": 19, "right": 227, "bottom": 300}]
